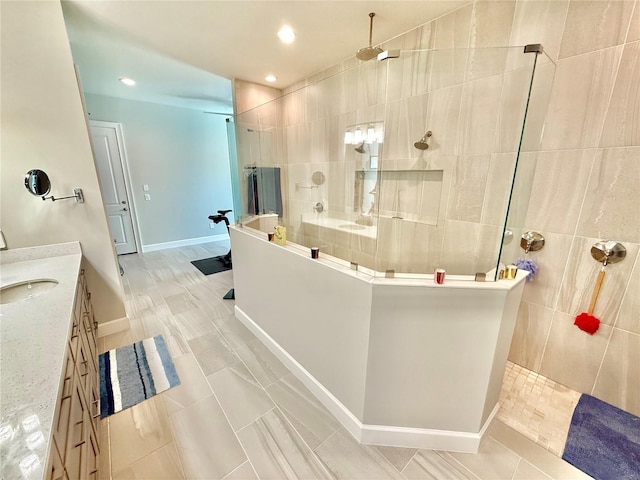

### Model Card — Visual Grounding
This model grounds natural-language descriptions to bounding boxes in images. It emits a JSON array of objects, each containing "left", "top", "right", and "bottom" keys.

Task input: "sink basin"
[
  {"left": 338, "top": 224, "right": 367, "bottom": 231},
  {"left": 1, "top": 279, "right": 59, "bottom": 304}
]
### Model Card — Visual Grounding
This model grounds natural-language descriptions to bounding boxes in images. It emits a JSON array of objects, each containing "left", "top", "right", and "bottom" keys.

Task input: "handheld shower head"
[
  {"left": 355, "top": 142, "right": 366, "bottom": 153},
  {"left": 356, "top": 13, "right": 383, "bottom": 61},
  {"left": 414, "top": 131, "right": 432, "bottom": 150}
]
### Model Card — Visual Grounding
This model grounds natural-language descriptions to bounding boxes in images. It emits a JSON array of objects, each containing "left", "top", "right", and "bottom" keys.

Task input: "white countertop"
[{"left": 0, "top": 242, "right": 83, "bottom": 480}]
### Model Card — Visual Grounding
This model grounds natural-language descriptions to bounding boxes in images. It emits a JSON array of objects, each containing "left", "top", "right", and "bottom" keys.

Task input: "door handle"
[{"left": 122, "top": 208, "right": 128, "bottom": 212}]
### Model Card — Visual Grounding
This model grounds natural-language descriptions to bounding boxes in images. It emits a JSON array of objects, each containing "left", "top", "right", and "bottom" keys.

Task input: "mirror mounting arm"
[{"left": 42, "top": 188, "right": 85, "bottom": 203}]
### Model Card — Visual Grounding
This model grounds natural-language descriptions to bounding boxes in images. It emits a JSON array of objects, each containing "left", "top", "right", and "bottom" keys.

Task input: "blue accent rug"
[
  {"left": 562, "top": 394, "right": 640, "bottom": 480},
  {"left": 99, "top": 335, "right": 180, "bottom": 417}
]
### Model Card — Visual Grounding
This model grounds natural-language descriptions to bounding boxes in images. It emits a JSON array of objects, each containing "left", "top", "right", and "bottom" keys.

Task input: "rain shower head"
[
  {"left": 414, "top": 131, "right": 432, "bottom": 150},
  {"left": 356, "top": 13, "right": 383, "bottom": 61},
  {"left": 355, "top": 142, "right": 366, "bottom": 153}
]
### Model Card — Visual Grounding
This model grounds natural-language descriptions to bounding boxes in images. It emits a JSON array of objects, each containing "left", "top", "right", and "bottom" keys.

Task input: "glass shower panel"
[
  {"left": 229, "top": 45, "right": 555, "bottom": 281},
  {"left": 373, "top": 47, "right": 545, "bottom": 278},
  {"left": 496, "top": 51, "right": 556, "bottom": 278}
]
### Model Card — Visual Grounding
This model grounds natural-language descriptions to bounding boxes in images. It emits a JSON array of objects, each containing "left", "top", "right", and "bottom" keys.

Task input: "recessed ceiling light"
[
  {"left": 277, "top": 26, "right": 295, "bottom": 44},
  {"left": 265, "top": 75, "right": 277, "bottom": 83},
  {"left": 119, "top": 77, "right": 136, "bottom": 86}
]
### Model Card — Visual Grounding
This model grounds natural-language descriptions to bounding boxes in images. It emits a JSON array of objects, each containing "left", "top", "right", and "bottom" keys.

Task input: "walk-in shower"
[
  {"left": 228, "top": 44, "right": 555, "bottom": 281},
  {"left": 226, "top": 45, "right": 556, "bottom": 452}
]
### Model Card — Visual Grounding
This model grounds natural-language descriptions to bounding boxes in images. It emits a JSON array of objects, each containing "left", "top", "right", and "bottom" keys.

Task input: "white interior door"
[{"left": 90, "top": 122, "right": 137, "bottom": 255}]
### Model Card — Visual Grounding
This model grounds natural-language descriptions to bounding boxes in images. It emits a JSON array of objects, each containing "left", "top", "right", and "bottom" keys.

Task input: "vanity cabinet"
[{"left": 47, "top": 268, "right": 100, "bottom": 480}]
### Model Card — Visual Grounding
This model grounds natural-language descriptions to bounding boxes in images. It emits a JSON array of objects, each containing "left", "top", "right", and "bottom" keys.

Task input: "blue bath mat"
[
  {"left": 562, "top": 394, "right": 640, "bottom": 480},
  {"left": 99, "top": 335, "right": 180, "bottom": 417}
]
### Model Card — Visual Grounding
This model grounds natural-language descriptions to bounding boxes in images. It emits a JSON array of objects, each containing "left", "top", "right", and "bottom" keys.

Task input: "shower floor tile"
[{"left": 497, "top": 361, "right": 581, "bottom": 457}]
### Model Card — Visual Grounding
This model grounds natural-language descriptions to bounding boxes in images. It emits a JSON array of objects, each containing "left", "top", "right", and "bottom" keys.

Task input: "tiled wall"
[{"left": 238, "top": 1, "right": 639, "bottom": 415}]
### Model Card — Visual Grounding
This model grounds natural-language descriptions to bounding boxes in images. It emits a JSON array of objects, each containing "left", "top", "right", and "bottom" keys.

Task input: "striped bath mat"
[{"left": 99, "top": 335, "right": 180, "bottom": 417}]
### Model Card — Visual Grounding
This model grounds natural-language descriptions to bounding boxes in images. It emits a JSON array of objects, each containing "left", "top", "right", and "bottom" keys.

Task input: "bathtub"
[{"left": 230, "top": 224, "right": 527, "bottom": 453}]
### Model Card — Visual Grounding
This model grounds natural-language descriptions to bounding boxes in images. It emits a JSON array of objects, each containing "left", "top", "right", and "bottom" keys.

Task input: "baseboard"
[
  {"left": 234, "top": 305, "right": 491, "bottom": 452},
  {"left": 97, "top": 317, "right": 130, "bottom": 338},
  {"left": 141, "top": 234, "right": 229, "bottom": 253}
]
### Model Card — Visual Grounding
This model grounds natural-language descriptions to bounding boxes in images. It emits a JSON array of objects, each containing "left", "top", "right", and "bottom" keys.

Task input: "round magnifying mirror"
[{"left": 24, "top": 169, "right": 51, "bottom": 197}]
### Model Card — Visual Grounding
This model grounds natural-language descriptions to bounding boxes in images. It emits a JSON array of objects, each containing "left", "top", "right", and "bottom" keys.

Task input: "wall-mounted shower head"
[
  {"left": 355, "top": 142, "right": 366, "bottom": 153},
  {"left": 414, "top": 131, "right": 432, "bottom": 150},
  {"left": 356, "top": 13, "right": 383, "bottom": 61}
]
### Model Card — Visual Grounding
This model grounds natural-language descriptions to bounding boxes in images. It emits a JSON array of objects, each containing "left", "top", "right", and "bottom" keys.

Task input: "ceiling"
[{"left": 62, "top": 1, "right": 467, "bottom": 113}]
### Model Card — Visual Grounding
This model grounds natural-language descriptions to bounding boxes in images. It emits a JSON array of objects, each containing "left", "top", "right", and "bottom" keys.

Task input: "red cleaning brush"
[
  {"left": 574, "top": 240, "right": 626, "bottom": 335},
  {"left": 574, "top": 264, "right": 606, "bottom": 335}
]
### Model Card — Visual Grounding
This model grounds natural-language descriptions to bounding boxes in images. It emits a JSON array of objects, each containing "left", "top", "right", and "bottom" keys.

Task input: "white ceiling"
[{"left": 62, "top": 1, "right": 467, "bottom": 112}]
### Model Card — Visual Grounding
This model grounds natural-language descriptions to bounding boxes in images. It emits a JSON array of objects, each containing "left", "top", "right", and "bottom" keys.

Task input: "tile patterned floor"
[
  {"left": 497, "top": 362, "right": 582, "bottom": 457},
  {"left": 98, "top": 242, "right": 591, "bottom": 480}
]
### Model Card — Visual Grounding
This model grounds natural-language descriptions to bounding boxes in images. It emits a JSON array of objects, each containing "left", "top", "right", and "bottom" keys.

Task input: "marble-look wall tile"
[
  {"left": 559, "top": 0, "right": 634, "bottom": 59},
  {"left": 440, "top": 220, "right": 481, "bottom": 274},
  {"left": 424, "top": 85, "right": 463, "bottom": 156},
  {"left": 488, "top": 151, "right": 538, "bottom": 231},
  {"left": 615, "top": 255, "right": 640, "bottom": 334},
  {"left": 508, "top": 302, "right": 554, "bottom": 372},
  {"left": 458, "top": 75, "right": 503, "bottom": 155},
  {"left": 446, "top": 155, "right": 491, "bottom": 222},
  {"left": 539, "top": 312, "right": 612, "bottom": 393},
  {"left": 520, "top": 61, "right": 556, "bottom": 153},
  {"left": 495, "top": 65, "right": 540, "bottom": 154},
  {"left": 557, "top": 237, "right": 639, "bottom": 324},
  {"left": 541, "top": 46, "right": 623, "bottom": 150},
  {"left": 433, "top": 4, "right": 472, "bottom": 49},
  {"left": 509, "top": 0, "right": 569, "bottom": 62},
  {"left": 170, "top": 395, "right": 247, "bottom": 479},
  {"left": 383, "top": 95, "right": 429, "bottom": 161},
  {"left": 265, "top": 374, "right": 341, "bottom": 450},
  {"left": 520, "top": 233, "right": 574, "bottom": 309},
  {"left": 628, "top": 1, "right": 640, "bottom": 41},
  {"left": 592, "top": 329, "right": 640, "bottom": 417},
  {"left": 576, "top": 147, "right": 640, "bottom": 243},
  {"left": 469, "top": 1, "right": 515, "bottom": 48},
  {"left": 466, "top": 2, "right": 515, "bottom": 80},
  {"left": 237, "top": 408, "right": 332, "bottom": 479},
  {"left": 481, "top": 153, "right": 517, "bottom": 226},
  {"left": 600, "top": 41, "right": 640, "bottom": 147},
  {"left": 525, "top": 149, "right": 597, "bottom": 235}
]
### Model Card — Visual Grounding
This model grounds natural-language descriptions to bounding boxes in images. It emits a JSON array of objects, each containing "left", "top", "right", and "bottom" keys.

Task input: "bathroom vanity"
[{"left": 0, "top": 242, "right": 100, "bottom": 480}]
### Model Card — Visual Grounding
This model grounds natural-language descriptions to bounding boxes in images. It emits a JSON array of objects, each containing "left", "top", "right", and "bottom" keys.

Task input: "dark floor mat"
[{"left": 190, "top": 257, "right": 232, "bottom": 276}]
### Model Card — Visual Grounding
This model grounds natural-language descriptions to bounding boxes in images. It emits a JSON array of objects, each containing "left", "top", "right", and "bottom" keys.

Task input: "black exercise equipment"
[{"left": 208, "top": 209, "right": 235, "bottom": 299}]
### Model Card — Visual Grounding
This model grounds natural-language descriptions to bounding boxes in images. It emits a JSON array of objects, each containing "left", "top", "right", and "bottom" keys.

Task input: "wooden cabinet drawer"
[
  {"left": 52, "top": 348, "right": 75, "bottom": 460},
  {"left": 76, "top": 332, "right": 95, "bottom": 402},
  {"left": 65, "top": 375, "right": 90, "bottom": 480},
  {"left": 46, "top": 439, "right": 68, "bottom": 480},
  {"left": 86, "top": 428, "right": 100, "bottom": 480}
]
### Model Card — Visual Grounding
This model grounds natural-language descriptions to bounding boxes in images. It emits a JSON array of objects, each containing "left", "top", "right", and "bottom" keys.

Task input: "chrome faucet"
[{"left": 0, "top": 229, "right": 7, "bottom": 250}]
